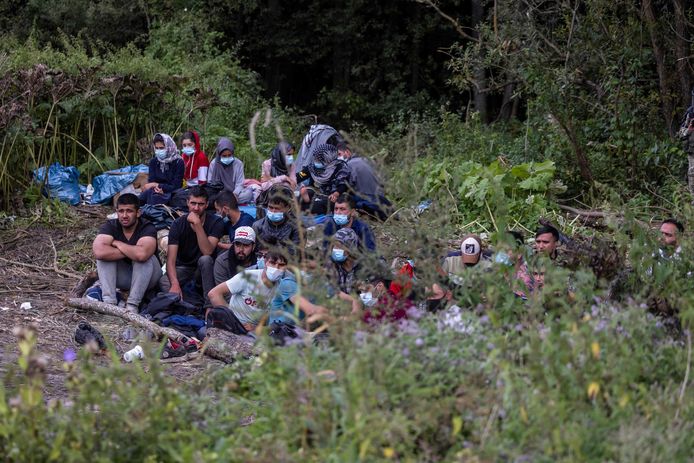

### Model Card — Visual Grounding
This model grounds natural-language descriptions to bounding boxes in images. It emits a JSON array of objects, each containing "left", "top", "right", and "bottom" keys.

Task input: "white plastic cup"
[{"left": 123, "top": 345, "right": 144, "bottom": 362}]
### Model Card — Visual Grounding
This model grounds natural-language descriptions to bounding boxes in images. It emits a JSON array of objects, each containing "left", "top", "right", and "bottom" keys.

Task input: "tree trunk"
[
  {"left": 471, "top": 0, "right": 488, "bottom": 122},
  {"left": 672, "top": 0, "right": 691, "bottom": 108},
  {"left": 66, "top": 298, "right": 257, "bottom": 363},
  {"left": 642, "top": 0, "right": 675, "bottom": 136},
  {"left": 554, "top": 113, "right": 593, "bottom": 182},
  {"left": 498, "top": 81, "right": 515, "bottom": 122}
]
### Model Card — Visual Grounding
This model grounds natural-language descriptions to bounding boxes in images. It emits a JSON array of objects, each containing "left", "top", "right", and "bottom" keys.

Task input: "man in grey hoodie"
[{"left": 209, "top": 137, "right": 246, "bottom": 199}]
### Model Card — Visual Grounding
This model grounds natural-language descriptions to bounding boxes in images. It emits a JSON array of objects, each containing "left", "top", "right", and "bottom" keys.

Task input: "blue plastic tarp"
[
  {"left": 90, "top": 164, "right": 149, "bottom": 205},
  {"left": 33, "top": 162, "right": 81, "bottom": 205}
]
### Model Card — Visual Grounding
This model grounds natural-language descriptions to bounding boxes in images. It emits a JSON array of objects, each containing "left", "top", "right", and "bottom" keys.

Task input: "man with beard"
[
  {"left": 92, "top": 193, "right": 161, "bottom": 313},
  {"left": 213, "top": 226, "right": 259, "bottom": 285},
  {"left": 160, "top": 186, "right": 225, "bottom": 307}
]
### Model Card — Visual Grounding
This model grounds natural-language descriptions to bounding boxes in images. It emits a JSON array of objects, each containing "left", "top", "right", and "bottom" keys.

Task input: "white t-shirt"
[{"left": 225, "top": 269, "right": 275, "bottom": 325}]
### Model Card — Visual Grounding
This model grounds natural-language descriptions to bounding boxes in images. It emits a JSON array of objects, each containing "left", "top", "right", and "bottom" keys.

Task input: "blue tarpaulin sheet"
[
  {"left": 90, "top": 164, "right": 149, "bottom": 205},
  {"left": 32, "top": 162, "right": 81, "bottom": 205}
]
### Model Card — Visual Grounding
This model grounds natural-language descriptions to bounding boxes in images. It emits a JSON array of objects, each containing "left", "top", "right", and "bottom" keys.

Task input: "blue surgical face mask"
[
  {"left": 494, "top": 251, "right": 513, "bottom": 266},
  {"left": 182, "top": 146, "right": 195, "bottom": 156},
  {"left": 266, "top": 210, "right": 285, "bottom": 223},
  {"left": 220, "top": 156, "right": 234, "bottom": 165},
  {"left": 285, "top": 155, "right": 294, "bottom": 165},
  {"left": 256, "top": 257, "right": 265, "bottom": 269},
  {"left": 331, "top": 248, "right": 347, "bottom": 263},
  {"left": 334, "top": 214, "right": 350, "bottom": 226},
  {"left": 337, "top": 155, "right": 346, "bottom": 162},
  {"left": 313, "top": 162, "right": 325, "bottom": 169},
  {"left": 155, "top": 149, "right": 167, "bottom": 160}
]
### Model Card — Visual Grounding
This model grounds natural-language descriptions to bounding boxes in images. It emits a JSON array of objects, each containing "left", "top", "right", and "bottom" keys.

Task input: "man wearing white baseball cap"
[
  {"left": 213, "top": 226, "right": 259, "bottom": 285},
  {"left": 441, "top": 234, "right": 488, "bottom": 281}
]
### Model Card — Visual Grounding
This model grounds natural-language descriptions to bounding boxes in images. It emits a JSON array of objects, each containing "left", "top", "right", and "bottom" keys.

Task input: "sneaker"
[
  {"left": 84, "top": 284, "right": 103, "bottom": 302},
  {"left": 161, "top": 338, "right": 198, "bottom": 359}
]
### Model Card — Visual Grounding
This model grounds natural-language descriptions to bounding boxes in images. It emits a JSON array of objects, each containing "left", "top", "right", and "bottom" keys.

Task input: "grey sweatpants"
[
  {"left": 159, "top": 255, "right": 215, "bottom": 307},
  {"left": 96, "top": 256, "right": 162, "bottom": 308}
]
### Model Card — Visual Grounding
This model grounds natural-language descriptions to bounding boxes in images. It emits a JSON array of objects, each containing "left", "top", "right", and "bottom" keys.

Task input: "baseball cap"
[
  {"left": 461, "top": 235, "right": 481, "bottom": 264},
  {"left": 233, "top": 226, "right": 256, "bottom": 244}
]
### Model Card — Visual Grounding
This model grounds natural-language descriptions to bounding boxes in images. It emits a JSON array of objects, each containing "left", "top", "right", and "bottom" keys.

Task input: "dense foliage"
[{"left": 3, "top": 223, "right": 694, "bottom": 461}]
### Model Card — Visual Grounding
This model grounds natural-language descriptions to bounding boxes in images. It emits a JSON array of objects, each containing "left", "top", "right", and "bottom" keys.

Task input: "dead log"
[
  {"left": 202, "top": 328, "right": 258, "bottom": 363},
  {"left": 68, "top": 271, "right": 98, "bottom": 298},
  {"left": 66, "top": 298, "right": 256, "bottom": 363}
]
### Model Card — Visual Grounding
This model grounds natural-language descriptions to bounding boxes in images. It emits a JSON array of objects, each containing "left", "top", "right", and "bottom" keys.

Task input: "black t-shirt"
[
  {"left": 168, "top": 212, "right": 225, "bottom": 267},
  {"left": 97, "top": 219, "right": 158, "bottom": 264}
]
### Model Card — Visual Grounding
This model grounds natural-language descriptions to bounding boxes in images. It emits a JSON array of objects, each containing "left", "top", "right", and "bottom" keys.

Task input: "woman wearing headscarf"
[
  {"left": 296, "top": 143, "right": 350, "bottom": 214},
  {"left": 261, "top": 141, "right": 296, "bottom": 183},
  {"left": 208, "top": 137, "right": 246, "bottom": 199},
  {"left": 139, "top": 133, "right": 184, "bottom": 205},
  {"left": 180, "top": 130, "right": 209, "bottom": 187}
]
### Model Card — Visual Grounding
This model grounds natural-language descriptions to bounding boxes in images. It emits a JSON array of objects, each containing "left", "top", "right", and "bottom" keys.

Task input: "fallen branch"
[
  {"left": 67, "top": 298, "right": 257, "bottom": 363},
  {"left": 558, "top": 205, "right": 612, "bottom": 218},
  {"left": 0, "top": 256, "right": 82, "bottom": 279}
]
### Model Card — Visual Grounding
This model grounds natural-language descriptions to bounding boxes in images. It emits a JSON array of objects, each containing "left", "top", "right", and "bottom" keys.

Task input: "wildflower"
[
  {"left": 63, "top": 348, "right": 77, "bottom": 363},
  {"left": 383, "top": 447, "right": 395, "bottom": 458},
  {"left": 587, "top": 381, "right": 600, "bottom": 399},
  {"left": 591, "top": 342, "right": 600, "bottom": 359}
]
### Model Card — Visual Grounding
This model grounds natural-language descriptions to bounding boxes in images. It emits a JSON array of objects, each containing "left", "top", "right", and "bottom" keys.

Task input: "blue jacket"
[{"left": 323, "top": 217, "right": 376, "bottom": 252}]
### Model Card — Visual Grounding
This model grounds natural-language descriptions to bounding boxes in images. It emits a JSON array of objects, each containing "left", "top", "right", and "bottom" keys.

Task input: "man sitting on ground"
[
  {"left": 328, "top": 228, "right": 367, "bottom": 304},
  {"left": 214, "top": 190, "right": 255, "bottom": 252},
  {"left": 440, "top": 234, "right": 489, "bottom": 284},
  {"left": 337, "top": 141, "right": 391, "bottom": 220},
  {"left": 534, "top": 224, "right": 560, "bottom": 260},
  {"left": 160, "top": 186, "right": 224, "bottom": 307},
  {"left": 252, "top": 185, "right": 300, "bottom": 253},
  {"left": 322, "top": 193, "right": 377, "bottom": 253},
  {"left": 208, "top": 250, "right": 288, "bottom": 332},
  {"left": 213, "top": 226, "right": 258, "bottom": 285},
  {"left": 92, "top": 193, "right": 161, "bottom": 313},
  {"left": 659, "top": 218, "right": 684, "bottom": 259}
]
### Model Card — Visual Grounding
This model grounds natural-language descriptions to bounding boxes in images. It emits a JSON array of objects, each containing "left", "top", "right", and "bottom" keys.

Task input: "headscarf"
[
  {"left": 153, "top": 133, "right": 181, "bottom": 172},
  {"left": 214, "top": 137, "right": 235, "bottom": 158},
  {"left": 270, "top": 141, "right": 294, "bottom": 177},
  {"left": 308, "top": 143, "right": 342, "bottom": 187}
]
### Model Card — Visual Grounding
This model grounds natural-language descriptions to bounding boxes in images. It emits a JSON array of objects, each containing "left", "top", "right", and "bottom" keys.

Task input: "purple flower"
[
  {"left": 415, "top": 338, "right": 424, "bottom": 347},
  {"left": 63, "top": 348, "right": 77, "bottom": 363}
]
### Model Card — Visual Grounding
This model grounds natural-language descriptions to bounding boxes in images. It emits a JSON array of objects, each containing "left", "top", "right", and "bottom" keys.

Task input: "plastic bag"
[
  {"left": 32, "top": 162, "right": 81, "bottom": 205},
  {"left": 90, "top": 164, "right": 149, "bottom": 205}
]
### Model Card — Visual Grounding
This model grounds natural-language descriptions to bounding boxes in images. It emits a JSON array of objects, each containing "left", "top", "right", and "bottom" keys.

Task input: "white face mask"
[
  {"left": 360, "top": 292, "right": 376, "bottom": 307},
  {"left": 265, "top": 265, "right": 284, "bottom": 282}
]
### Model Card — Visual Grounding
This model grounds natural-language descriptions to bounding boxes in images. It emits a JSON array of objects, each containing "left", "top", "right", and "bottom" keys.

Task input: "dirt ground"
[{"left": 0, "top": 205, "right": 222, "bottom": 399}]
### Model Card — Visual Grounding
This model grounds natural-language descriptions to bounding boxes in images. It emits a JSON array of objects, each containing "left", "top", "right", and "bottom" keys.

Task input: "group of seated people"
[
  {"left": 90, "top": 129, "right": 688, "bottom": 343},
  {"left": 138, "top": 130, "right": 389, "bottom": 219}
]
